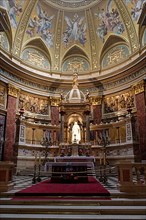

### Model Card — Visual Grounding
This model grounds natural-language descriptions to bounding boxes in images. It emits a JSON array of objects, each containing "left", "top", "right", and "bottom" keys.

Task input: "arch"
[
  {"left": 21, "top": 37, "right": 51, "bottom": 71},
  {"left": 63, "top": 45, "right": 89, "bottom": 61},
  {"left": 62, "top": 45, "right": 90, "bottom": 72},
  {"left": 21, "top": 37, "right": 51, "bottom": 62},
  {"left": 100, "top": 35, "right": 130, "bottom": 69},
  {"left": 101, "top": 34, "right": 129, "bottom": 60}
]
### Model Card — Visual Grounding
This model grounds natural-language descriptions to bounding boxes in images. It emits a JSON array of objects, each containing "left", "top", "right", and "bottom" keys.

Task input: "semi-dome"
[{"left": 0, "top": 0, "right": 146, "bottom": 95}]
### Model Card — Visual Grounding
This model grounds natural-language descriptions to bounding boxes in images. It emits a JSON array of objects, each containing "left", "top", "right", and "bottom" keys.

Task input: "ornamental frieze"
[{"left": 0, "top": 67, "right": 145, "bottom": 95}]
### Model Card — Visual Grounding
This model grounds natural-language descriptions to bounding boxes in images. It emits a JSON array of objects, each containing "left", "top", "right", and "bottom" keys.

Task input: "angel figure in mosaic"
[{"left": 63, "top": 13, "right": 86, "bottom": 46}]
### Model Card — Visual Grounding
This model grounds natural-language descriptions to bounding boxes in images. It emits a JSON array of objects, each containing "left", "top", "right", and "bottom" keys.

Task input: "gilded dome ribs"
[
  {"left": 12, "top": 0, "right": 37, "bottom": 57},
  {"left": 115, "top": 0, "right": 139, "bottom": 53}
]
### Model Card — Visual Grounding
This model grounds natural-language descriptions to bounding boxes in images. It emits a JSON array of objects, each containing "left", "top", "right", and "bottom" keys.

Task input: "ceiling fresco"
[{"left": 0, "top": 0, "right": 146, "bottom": 81}]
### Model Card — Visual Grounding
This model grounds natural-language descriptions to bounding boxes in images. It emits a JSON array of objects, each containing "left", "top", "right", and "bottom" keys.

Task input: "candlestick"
[
  {"left": 103, "top": 152, "right": 106, "bottom": 165},
  {"left": 35, "top": 152, "right": 37, "bottom": 165},
  {"left": 39, "top": 152, "right": 41, "bottom": 165},
  {"left": 100, "top": 157, "right": 102, "bottom": 165}
]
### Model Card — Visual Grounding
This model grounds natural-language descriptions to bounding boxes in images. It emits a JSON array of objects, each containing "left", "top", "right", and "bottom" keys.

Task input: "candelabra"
[
  {"left": 37, "top": 155, "right": 42, "bottom": 182},
  {"left": 32, "top": 160, "right": 37, "bottom": 184},
  {"left": 41, "top": 137, "right": 52, "bottom": 165},
  {"left": 99, "top": 130, "right": 109, "bottom": 184}
]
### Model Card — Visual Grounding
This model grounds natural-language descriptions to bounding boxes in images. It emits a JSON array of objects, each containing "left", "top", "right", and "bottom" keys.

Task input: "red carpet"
[{"left": 14, "top": 177, "right": 110, "bottom": 198}]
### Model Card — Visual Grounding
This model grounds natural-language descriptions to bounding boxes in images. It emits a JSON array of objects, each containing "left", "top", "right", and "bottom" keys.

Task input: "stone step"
[
  {"left": 0, "top": 205, "right": 146, "bottom": 215},
  {"left": 0, "top": 198, "right": 146, "bottom": 206},
  {"left": 0, "top": 213, "right": 146, "bottom": 220}
]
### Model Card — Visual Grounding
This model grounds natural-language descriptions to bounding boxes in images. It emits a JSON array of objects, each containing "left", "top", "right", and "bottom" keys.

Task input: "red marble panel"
[
  {"left": 122, "top": 169, "right": 130, "bottom": 182},
  {"left": 3, "top": 96, "right": 17, "bottom": 161},
  {"left": 93, "top": 105, "right": 102, "bottom": 124},
  {"left": 0, "top": 170, "right": 6, "bottom": 181},
  {"left": 135, "top": 92, "right": 146, "bottom": 160},
  {"left": 51, "top": 106, "right": 59, "bottom": 125}
]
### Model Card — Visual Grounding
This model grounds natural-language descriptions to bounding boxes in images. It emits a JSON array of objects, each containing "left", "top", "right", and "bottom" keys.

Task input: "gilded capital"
[
  {"left": 8, "top": 84, "right": 20, "bottom": 98},
  {"left": 132, "top": 80, "right": 145, "bottom": 95},
  {"left": 91, "top": 96, "right": 102, "bottom": 106},
  {"left": 49, "top": 97, "right": 60, "bottom": 106}
]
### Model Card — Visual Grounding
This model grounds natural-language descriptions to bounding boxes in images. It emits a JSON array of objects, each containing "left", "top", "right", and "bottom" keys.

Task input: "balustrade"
[{"left": 117, "top": 161, "right": 146, "bottom": 192}]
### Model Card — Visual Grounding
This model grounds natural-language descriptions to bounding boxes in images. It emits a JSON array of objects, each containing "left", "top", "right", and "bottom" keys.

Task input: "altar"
[{"left": 45, "top": 156, "right": 95, "bottom": 183}]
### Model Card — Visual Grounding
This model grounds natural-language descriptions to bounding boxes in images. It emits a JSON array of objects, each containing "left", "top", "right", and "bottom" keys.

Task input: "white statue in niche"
[{"left": 72, "top": 122, "right": 81, "bottom": 144}]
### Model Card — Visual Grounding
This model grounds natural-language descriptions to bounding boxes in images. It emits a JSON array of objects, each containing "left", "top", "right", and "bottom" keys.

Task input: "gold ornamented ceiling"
[{"left": 0, "top": 0, "right": 146, "bottom": 89}]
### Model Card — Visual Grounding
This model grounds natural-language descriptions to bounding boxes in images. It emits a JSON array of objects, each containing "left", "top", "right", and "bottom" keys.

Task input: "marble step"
[
  {"left": 0, "top": 213, "right": 146, "bottom": 220},
  {"left": 0, "top": 198, "right": 146, "bottom": 206},
  {"left": 0, "top": 205, "right": 146, "bottom": 215}
]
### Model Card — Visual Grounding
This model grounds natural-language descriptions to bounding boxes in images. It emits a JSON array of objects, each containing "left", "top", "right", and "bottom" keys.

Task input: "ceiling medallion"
[{"left": 47, "top": 0, "right": 98, "bottom": 8}]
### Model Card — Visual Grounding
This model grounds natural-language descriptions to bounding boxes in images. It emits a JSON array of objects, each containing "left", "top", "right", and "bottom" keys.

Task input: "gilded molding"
[
  {"left": 132, "top": 80, "right": 145, "bottom": 95},
  {"left": 53, "top": 11, "right": 63, "bottom": 71},
  {"left": 12, "top": 0, "right": 37, "bottom": 56},
  {"left": 86, "top": 9, "right": 98, "bottom": 70},
  {"left": 8, "top": 84, "right": 20, "bottom": 98},
  {"left": 115, "top": 0, "right": 139, "bottom": 52}
]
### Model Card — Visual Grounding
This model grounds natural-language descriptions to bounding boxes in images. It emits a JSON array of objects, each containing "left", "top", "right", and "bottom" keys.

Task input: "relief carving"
[
  {"left": 0, "top": 84, "right": 6, "bottom": 107},
  {"left": 104, "top": 91, "right": 135, "bottom": 113},
  {"left": 18, "top": 92, "right": 48, "bottom": 115}
]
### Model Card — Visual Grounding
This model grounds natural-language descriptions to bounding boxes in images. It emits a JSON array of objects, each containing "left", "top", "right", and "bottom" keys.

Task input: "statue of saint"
[{"left": 72, "top": 121, "right": 81, "bottom": 144}]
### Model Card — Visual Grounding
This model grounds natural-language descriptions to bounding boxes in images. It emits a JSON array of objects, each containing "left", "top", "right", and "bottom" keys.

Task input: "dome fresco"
[{"left": 0, "top": 0, "right": 146, "bottom": 89}]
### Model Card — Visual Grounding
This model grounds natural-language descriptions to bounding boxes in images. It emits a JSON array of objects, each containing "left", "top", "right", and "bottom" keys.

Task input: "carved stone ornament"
[
  {"left": 133, "top": 81, "right": 145, "bottom": 95},
  {"left": 8, "top": 84, "right": 20, "bottom": 98}
]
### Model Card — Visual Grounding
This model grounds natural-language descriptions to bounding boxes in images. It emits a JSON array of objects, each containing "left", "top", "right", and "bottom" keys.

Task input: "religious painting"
[
  {"left": 26, "top": 2, "right": 55, "bottom": 48},
  {"left": 21, "top": 48, "right": 50, "bottom": 70},
  {"left": 94, "top": 0, "right": 125, "bottom": 43},
  {"left": 63, "top": 13, "right": 87, "bottom": 46},
  {"left": 124, "top": 0, "right": 146, "bottom": 21},
  {"left": 0, "top": 0, "right": 25, "bottom": 28},
  {"left": 102, "top": 44, "right": 129, "bottom": 68},
  {"left": 62, "top": 56, "right": 90, "bottom": 73}
]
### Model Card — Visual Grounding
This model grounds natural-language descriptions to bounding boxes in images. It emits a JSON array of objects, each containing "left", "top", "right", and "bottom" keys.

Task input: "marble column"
[
  {"left": 84, "top": 104, "right": 90, "bottom": 143},
  {"left": 3, "top": 84, "right": 19, "bottom": 161},
  {"left": 92, "top": 96, "right": 102, "bottom": 124},
  {"left": 59, "top": 106, "right": 65, "bottom": 144},
  {"left": 133, "top": 81, "right": 146, "bottom": 160}
]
